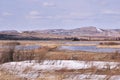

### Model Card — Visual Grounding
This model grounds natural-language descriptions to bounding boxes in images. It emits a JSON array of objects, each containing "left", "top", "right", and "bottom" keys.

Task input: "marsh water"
[
  {"left": 16, "top": 45, "right": 40, "bottom": 50},
  {"left": 60, "top": 41, "right": 120, "bottom": 53},
  {"left": 17, "top": 44, "right": 120, "bottom": 53},
  {"left": 1, "top": 41, "right": 120, "bottom": 53},
  {"left": 59, "top": 46, "right": 120, "bottom": 53},
  {"left": 0, "top": 45, "right": 40, "bottom": 50},
  {"left": 15, "top": 41, "right": 120, "bottom": 52}
]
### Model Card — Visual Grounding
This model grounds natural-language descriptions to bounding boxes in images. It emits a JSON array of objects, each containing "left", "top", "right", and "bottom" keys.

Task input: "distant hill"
[
  {"left": 0, "top": 30, "right": 19, "bottom": 34},
  {"left": 0, "top": 27, "right": 120, "bottom": 40}
]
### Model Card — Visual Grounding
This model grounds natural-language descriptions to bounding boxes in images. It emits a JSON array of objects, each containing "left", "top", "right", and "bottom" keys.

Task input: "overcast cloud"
[{"left": 0, "top": 0, "right": 120, "bottom": 31}]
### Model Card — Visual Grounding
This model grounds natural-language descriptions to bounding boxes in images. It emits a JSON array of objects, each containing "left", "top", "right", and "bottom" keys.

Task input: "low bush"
[
  {"left": 99, "top": 42, "right": 120, "bottom": 45},
  {"left": 0, "top": 42, "right": 49, "bottom": 64}
]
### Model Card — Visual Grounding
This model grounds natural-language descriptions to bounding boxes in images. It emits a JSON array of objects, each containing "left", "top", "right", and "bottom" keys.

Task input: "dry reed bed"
[
  {"left": 0, "top": 71, "right": 27, "bottom": 80},
  {"left": 1, "top": 45, "right": 120, "bottom": 63},
  {"left": 0, "top": 41, "right": 120, "bottom": 80},
  {"left": 45, "top": 50, "right": 120, "bottom": 62}
]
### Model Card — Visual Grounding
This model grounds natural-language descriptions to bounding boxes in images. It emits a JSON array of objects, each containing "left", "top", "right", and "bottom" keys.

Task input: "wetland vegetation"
[{"left": 0, "top": 40, "right": 120, "bottom": 80}]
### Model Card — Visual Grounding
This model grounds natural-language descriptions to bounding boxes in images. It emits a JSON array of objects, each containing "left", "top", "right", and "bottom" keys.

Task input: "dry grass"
[
  {"left": 99, "top": 42, "right": 120, "bottom": 45},
  {"left": 0, "top": 40, "right": 120, "bottom": 80},
  {"left": 0, "top": 41, "right": 120, "bottom": 63},
  {"left": 97, "top": 42, "right": 120, "bottom": 48},
  {"left": 44, "top": 50, "right": 120, "bottom": 62},
  {"left": 0, "top": 71, "right": 27, "bottom": 80}
]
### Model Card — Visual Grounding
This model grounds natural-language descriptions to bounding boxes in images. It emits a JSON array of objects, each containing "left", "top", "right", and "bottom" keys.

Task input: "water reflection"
[{"left": 60, "top": 46, "right": 120, "bottom": 53}]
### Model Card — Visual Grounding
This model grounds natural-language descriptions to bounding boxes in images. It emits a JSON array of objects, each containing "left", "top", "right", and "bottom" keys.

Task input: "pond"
[
  {"left": 59, "top": 46, "right": 120, "bottom": 53},
  {"left": 16, "top": 45, "right": 40, "bottom": 50},
  {"left": 0, "top": 45, "right": 41, "bottom": 50},
  {"left": 65, "top": 41, "right": 99, "bottom": 45}
]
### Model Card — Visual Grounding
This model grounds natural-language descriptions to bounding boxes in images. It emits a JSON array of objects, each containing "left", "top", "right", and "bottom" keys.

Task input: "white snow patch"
[
  {"left": 97, "top": 28, "right": 103, "bottom": 32},
  {"left": 0, "top": 60, "right": 120, "bottom": 79}
]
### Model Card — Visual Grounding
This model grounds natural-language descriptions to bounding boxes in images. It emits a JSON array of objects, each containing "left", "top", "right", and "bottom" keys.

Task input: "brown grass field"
[{"left": 0, "top": 40, "right": 120, "bottom": 80}]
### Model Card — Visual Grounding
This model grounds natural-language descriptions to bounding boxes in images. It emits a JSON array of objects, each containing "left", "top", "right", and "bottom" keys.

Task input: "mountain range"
[{"left": 0, "top": 26, "right": 120, "bottom": 40}]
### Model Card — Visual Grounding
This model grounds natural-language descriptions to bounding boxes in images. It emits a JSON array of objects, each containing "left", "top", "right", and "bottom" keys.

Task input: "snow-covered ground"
[
  {"left": 0, "top": 60, "right": 120, "bottom": 79},
  {"left": 63, "top": 74, "right": 120, "bottom": 80}
]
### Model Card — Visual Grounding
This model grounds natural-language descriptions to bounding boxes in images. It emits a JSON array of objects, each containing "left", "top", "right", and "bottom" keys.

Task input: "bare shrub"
[
  {"left": 110, "top": 51, "right": 120, "bottom": 60},
  {"left": 0, "top": 42, "right": 18, "bottom": 63},
  {"left": 2, "top": 41, "right": 20, "bottom": 46},
  {"left": 34, "top": 47, "right": 49, "bottom": 63},
  {"left": 13, "top": 46, "right": 49, "bottom": 63},
  {"left": 13, "top": 48, "right": 35, "bottom": 62},
  {"left": 99, "top": 42, "right": 120, "bottom": 45},
  {"left": 0, "top": 41, "right": 37, "bottom": 63}
]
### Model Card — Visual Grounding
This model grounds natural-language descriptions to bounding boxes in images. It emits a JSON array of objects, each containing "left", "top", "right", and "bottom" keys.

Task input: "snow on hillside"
[
  {"left": 0, "top": 60, "right": 120, "bottom": 79},
  {"left": 96, "top": 28, "right": 103, "bottom": 32}
]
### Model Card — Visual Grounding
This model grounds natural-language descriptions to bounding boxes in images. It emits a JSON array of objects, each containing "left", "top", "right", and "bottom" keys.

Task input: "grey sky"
[{"left": 0, "top": 0, "right": 120, "bottom": 31}]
